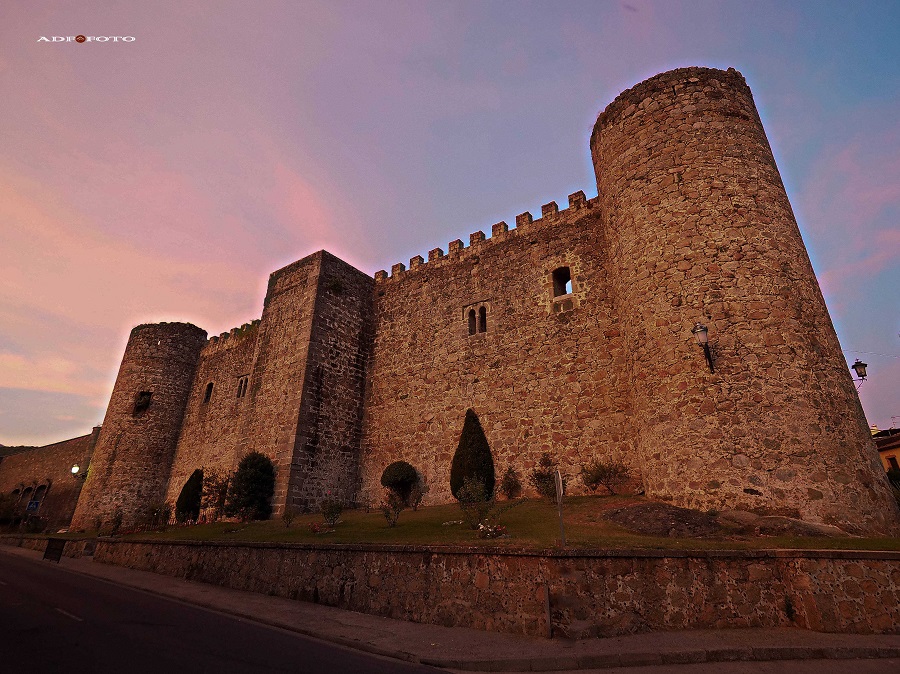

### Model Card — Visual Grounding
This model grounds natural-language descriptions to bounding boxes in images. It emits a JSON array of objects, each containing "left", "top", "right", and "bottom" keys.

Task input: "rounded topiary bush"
[
  {"left": 450, "top": 409, "right": 495, "bottom": 499},
  {"left": 225, "top": 452, "right": 275, "bottom": 520},
  {"left": 381, "top": 460, "right": 418, "bottom": 502},
  {"left": 175, "top": 468, "right": 204, "bottom": 522}
]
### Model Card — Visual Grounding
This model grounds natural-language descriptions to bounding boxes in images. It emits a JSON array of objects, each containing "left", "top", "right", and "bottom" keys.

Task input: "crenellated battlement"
[
  {"left": 205, "top": 319, "right": 261, "bottom": 350},
  {"left": 374, "top": 190, "right": 596, "bottom": 283}
]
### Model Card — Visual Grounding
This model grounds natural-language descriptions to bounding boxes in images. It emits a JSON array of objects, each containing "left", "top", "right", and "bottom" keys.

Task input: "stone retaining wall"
[
  {"left": 0, "top": 534, "right": 95, "bottom": 558},
  {"left": 84, "top": 540, "right": 900, "bottom": 638}
]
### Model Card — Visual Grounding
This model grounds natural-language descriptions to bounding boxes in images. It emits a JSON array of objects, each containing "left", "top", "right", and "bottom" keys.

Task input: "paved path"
[{"left": 2, "top": 544, "right": 899, "bottom": 671}]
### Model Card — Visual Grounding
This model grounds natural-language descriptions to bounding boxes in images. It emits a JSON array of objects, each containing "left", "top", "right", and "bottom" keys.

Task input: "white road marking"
[{"left": 55, "top": 608, "right": 83, "bottom": 621}]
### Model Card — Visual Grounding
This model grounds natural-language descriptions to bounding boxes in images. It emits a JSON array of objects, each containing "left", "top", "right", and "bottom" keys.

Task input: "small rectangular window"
[
  {"left": 203, "top": 382, "right": 213, "bottom": 404},
  {"left": 889, "top": 456, "right": 900, "bottom": 471},
  {"left": 552, "top": 267, "right": 572, "bottom": 296},
  {"left": 133, "top": 391, "right": 152, "bottom": 415}
]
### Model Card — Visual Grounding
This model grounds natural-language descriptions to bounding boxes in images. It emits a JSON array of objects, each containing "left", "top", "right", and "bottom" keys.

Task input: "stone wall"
[
  {"left": 590, "top": 66, "right": 897, "bottom": 533},
  {"left": 0, "top": 429, "right": 99, "bottom": 528},
  {"left": 165, "top": 322, "right": 260, "bottom": 506},
  {"left": 360, "top": 195, "right": 631, "bottom": 505},
  {"left": 91, "top": 539, "right": 900, "bottom": 637}
]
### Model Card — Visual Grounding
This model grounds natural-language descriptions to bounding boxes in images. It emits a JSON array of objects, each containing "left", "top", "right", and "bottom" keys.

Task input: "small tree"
[
  {"left": 408, "top": 473, "right": 429, "bottom": 511},
  {"left": 499, "top": 466, "right": 522, "bottom": 500},
  {"left": 381, "top": 461, "right": 418, "bottom": 503},
  {"left": 529, "top": 452, "right": 565, "bottom": 499},
  {"left": 321, "top": 499, "right": 343, "bottom": 526},
  {"left": 281, "top": 506, "right": 298, "bottom": 528},
  {"left": 225, "top": 452, "right": 275, "bottom": 521},
  {"left": 380, "top": 490, "right": 406, "bottom": 527},
  {"left": 175, "top": 469, "right": 204, "bottom": 522},
  {"left": 456, "top": 476, "right": 522, "bottom": 533},
  {"left": 581, "top": 460, "right": 630, "bottom": 495},
  {"left": 450, "top": 409, "right": 495, "bottom": 499}
]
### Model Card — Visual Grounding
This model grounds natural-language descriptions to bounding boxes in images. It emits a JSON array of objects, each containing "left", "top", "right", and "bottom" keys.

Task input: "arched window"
[
  {"left": 203, "top": 382, "right": 213, "bottom": 404},
  {"left": 552, "top": 267, "right": 572, "bottom": 296},
  {"left": 468, "top": 309, "right": 477, "bottom": 336},
  {"left": 478, "top": 306, "right": 487, "bottom": 333}
]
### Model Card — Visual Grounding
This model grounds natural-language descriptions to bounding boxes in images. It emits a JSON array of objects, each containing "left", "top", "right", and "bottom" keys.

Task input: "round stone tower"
[
  {"left": 71, "top": 322, "right": 207, "bottom": 530},
  {"left": 590, "top": 67, "right": 898, "bottom": 534}
]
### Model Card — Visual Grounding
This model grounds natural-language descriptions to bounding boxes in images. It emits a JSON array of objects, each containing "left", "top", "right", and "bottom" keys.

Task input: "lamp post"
[{"left": 691, "top": 323, "right": 714, "bottom": 373}]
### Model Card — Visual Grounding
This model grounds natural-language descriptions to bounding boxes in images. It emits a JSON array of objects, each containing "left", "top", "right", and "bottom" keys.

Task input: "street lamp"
[
  {"left": 691, "top": 323, "right": 715, "bottom": 373},
  {"left": 851, "top": 359, "right": 868, "bottom": 391}
]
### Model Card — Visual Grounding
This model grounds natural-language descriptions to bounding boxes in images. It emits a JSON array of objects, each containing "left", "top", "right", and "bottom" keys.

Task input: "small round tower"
[
  {"left": 71, "top": 322, "right": 207, "bottom": 530},
  {"left": 590, "top": 67, "right": 898, "bottom": 534}
]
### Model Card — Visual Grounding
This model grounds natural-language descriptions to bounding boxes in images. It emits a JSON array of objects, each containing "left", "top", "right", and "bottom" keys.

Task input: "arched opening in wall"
[
  {"left": 32, "top": 485, "right": 48, "bottom": 512},
  {"left": 468, "top": 309, "right": 477, "bottom": 336},
  {"left": 203, "top": 382, "right": 214, "bottom": 404},
  {"left": 478, "top": 306, "right": 487, "bottom": 333},
  {"left": 175, "top": 469, "right": 204, "bottom": 522},
  {"left": 19, "top": 486, "right": 32, "bottom": 513},
  {"left": 552, "top": 267, "right": 572, "bottom": 296}
]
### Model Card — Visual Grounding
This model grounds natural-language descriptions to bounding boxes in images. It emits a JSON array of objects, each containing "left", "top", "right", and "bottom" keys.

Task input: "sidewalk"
[{"left": 3, "top": 544, "right": 899, "bottom": 671}]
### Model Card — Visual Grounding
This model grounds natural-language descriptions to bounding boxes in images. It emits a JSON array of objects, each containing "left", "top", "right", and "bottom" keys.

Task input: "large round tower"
[
  {"left": 590, "top": 67, "right": 898, "bottom": 534},
  {"left": 71, "top": 322, "right": 207, "bottom": 530}
]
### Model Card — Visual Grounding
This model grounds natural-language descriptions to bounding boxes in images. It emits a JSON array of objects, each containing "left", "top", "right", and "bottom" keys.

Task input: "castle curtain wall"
[{"left": 358, "top": 199, "right": 631, "bottom": 505}]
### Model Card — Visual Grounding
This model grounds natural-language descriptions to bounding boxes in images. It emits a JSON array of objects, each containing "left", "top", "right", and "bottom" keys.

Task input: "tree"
[
  {"left": 225, "top": 452, "right": 275, "bottom": 520},
  {"left": 580, "top": 460, "right": 630, "bottom": 495},
  {"left": 175, "top": 469, "right": 203, "bottom": 522},
  {"left": 450, "top": 409, "right": 495, "bottom": 499},
  {"left": 380, "top": 461, "right": 418, "bottom": 503}
]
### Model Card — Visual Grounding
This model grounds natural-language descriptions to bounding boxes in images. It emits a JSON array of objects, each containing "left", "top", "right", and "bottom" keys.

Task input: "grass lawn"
[{"left": 105, "top": 495, "right": 900, "bottom": 552}]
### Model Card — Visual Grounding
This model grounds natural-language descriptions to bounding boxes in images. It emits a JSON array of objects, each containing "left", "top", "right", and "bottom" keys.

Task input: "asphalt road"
[{"left": 0, "top": 551, "right": 443, "bottom": 673}]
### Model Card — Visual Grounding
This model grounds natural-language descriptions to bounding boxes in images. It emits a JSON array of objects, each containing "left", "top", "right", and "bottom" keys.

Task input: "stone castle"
[{"left": 4, "top": 67, "right": 898, "bottom": 535}]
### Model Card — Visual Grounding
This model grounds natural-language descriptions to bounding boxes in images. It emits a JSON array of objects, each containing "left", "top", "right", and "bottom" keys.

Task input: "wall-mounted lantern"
[
  {"left": 71, "top": 464, "right": 87, "bottom": 482},
  {"left": 850, "top": 359, "right": 868, "bottom": 391},
  {"left": 691, "top": 323, "right": 715, "bottom": 373}
]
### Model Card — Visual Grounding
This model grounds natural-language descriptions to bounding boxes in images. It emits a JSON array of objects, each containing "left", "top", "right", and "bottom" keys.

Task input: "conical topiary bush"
[{"left": 450, "top": 409, "right": 495, "bottom": 499}]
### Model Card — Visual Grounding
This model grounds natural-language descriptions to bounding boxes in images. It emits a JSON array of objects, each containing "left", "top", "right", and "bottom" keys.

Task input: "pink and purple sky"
[{"left": 1, "top": 1, "right": 898, "bottom": 445}]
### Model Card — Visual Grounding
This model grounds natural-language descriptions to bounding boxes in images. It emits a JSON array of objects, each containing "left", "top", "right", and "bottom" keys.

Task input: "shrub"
[
  {"left": 450, "top": 409, "right": 495, "bottom": 499},
  {"left": 456, "top": 475, "right": 522, "bottom": 532},
  {"left": 321, "top": 499, "right": 343, "bottom": 526},
  {"left": 201, "top": 469, "right": 230, "bottom": 521},
  {"left": 580, "top": 460, "right": 631, "bottom": 495},
  {"left": 175, "top": 469, "right": 204, "bottom": 522},
  {"left": 529, "top": 452, "right": 565, "bottom": 499},
  {"left": 140, "top": 502, "right": 171, "bottom": 531},
  {"left": 225, "top": 452, "right": 275, "bottom": 521},
  {"left": 109, "top": 508, "right": 124, "bottom": 536},
  {"left": 408, "top": 474, "right": 429, "bottom": 511},
  {"left": 380, "top": 490, "right": 406, "bottom": 527},
  {"left": 23, "top": 515, "right": 47, "bottom": 534},
  {"left": 499, "top": 466, "right": 522, "bottom": 500},
  {"left": 281, "top": 506, "right": 297, "bottom": 528},
  {"left": 381, "top": 461, "right": 418, "bottom": 503},
  {"left": 0, "top": 493, "right": 16, "bottom": 525}
]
